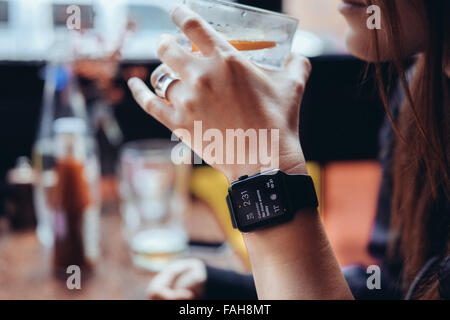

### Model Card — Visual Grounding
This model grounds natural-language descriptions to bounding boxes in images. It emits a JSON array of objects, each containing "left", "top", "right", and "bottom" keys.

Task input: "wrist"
[
  {"left": 243, "top": 208, "right": 321, "bottom": 258},
  {"left": 224, "top": 146, "right": 308, "bottom": 183},
  {"left": 225, "top": 161, "right": 307, "bottom": 183}
]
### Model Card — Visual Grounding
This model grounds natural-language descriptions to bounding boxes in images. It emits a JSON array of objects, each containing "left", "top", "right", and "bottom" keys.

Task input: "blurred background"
[{"left": 0, "top": 0, "right": 385, "bottom": 299}]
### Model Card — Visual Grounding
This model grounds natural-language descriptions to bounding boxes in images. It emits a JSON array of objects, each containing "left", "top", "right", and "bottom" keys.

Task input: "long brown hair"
[{"left": 368, "top": 0, "right": 450, "bottom": 298}]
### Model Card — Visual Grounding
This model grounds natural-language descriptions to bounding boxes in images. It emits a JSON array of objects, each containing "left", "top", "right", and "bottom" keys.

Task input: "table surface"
[
  {"left": 0, "top": 197, "right": 244, "bottom": 300},
  {"left": 0, "top": 162, "right": 382, "bottom": 299}
]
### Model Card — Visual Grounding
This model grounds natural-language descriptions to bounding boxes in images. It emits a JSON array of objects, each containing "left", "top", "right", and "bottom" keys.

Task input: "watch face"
[{"left": 230, "top": 171, "right": 290, "bottom": 231}]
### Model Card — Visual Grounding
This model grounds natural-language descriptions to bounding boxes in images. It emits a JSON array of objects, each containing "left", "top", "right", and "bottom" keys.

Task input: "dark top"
[{"left": 203, "top": 81, "right": 450, "bottom": 300}]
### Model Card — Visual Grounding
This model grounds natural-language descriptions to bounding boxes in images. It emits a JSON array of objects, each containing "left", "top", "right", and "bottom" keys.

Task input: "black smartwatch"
[{"left": 226, "top": 169, "right": 318, "bottom": 232}]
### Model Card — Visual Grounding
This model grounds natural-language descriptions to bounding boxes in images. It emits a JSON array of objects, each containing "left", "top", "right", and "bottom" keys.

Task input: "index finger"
[
  {"left": 127, "top": 77, "right": 174, "bottom": 127},
  {"left": 170, "top": 4, "right": 234, "bottom": 56}
]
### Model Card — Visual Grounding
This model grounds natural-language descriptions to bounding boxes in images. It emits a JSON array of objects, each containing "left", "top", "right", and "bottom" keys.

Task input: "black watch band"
[{"left": 281, "top": 172, "right": 318, "bottom": 213}]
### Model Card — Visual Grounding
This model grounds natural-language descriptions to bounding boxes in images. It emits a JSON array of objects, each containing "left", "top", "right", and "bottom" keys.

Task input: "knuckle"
[
  {"left": 300, "top": 57, "right": 312, "bottom": 75},
  {"left": 157, "top": 40, "right": 171, "bottom": 58},
  {"left": 292, "top": 79, "right": 305, "bottom": 94},
  {"left": 183, "top": 98, "right": 196, "bottom": 112},
  {"left": 221, "top": 51, "right": 241, "bottom": 64},
  {"left": 194, "top": 72, "right": 212, "bottom": 89},
  {"left": 144, "top": 99, "right": 155, "bottom": 113},
  {"left": 220, "top": 52, "right": 246, "bottom": 72}
]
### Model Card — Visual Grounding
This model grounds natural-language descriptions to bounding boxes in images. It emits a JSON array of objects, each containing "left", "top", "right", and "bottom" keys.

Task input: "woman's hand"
[
  {"left": 147, "top": 259, "right": 207, "bottom": 300},
  {"left": 128, "top": 4, "right": 311, "bottom": 182}
]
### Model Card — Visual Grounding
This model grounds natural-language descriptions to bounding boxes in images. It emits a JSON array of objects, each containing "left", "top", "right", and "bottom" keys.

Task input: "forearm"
[
  {"left": 243, "top": 210, "right": 354, "bottom": 300},
  {"left": 225, "top": 153, "right": 353, "bottom": 300}
]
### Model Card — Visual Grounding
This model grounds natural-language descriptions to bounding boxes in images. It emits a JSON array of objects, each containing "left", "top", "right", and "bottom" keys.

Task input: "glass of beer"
[
  {"left": 119, "top": 140, "right": 191, "bottom": 272},
  {"left": 181, "top": 0, "right": 299, "bottom": 70}
]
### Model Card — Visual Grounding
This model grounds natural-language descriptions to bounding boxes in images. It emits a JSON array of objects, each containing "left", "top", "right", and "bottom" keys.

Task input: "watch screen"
[{"left": 230, "top": 173, "right": 288, "bottom": 228}]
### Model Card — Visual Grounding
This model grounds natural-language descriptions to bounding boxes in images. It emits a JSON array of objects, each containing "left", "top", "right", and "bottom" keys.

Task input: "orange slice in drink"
[{"left": 192, "top": 40, "right": 277, "bottom": 52}]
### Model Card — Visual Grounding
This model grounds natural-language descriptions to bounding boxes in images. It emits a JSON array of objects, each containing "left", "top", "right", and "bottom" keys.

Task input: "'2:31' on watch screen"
[{"left": 231, "top": 176, "right": 287, "bottom": 228}]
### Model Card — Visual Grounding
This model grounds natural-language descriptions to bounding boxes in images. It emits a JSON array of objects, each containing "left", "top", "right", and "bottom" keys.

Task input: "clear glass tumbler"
[
  {"left": 182, "top": 0, "right": 299, "bottom": 70},
  {"left": 119, "top": 140, "right": 191, "bottom": 272}
]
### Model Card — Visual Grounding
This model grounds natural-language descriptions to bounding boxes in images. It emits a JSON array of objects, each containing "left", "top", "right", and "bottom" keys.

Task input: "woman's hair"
[{"left": 368, "top": 0, "right": 450, "bottom": 298}]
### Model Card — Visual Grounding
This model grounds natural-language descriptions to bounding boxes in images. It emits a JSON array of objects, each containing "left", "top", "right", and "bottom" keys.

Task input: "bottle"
[
  {"left": 33, "top": 45, "right": 101, "bottom": 278},
  {"left": 5, "top": 157, "right": 36, "bottom": 231}
]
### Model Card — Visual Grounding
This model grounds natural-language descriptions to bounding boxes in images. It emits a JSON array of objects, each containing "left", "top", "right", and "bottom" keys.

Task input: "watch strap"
[
  {"left": 226, "top": 194, "right": 237, "bottom": 229},
  {"left": 282, "top": 173, "right": 318, "bottom": 212}
]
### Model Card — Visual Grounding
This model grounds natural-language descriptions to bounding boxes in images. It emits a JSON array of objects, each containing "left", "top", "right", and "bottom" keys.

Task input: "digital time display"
[{"left": 230, "top": 173, "right": 288, "bottom": 228}]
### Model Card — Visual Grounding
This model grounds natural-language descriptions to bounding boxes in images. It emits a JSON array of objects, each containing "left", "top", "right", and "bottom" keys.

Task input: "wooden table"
[{"left": 0, "top": 196, "right": 244, "bottom": 300}]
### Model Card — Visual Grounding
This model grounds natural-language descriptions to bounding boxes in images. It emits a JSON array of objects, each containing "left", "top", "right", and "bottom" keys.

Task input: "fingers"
[
  {"left": 127, "top": 77, "right": 173, "bottom": 126},
  {"left": 149, "top": 287, "right": 194, "bottom": 300},
  {"left": 148, "top": 270, "right": 194, "bottom": 300},
  {"left": 146, "top": 261, "right": 196, "bottom": 300},
  {"left": 157, "top": 34, "right": 196, "bottom": 78},
  {"left": 170, "top": 4, "right": 234, "bottom": 56},
  {"left": 284, "top": 53, "right": 312, "bottom": 84},
  {"left": 146, "top": 259, "right": 206, "bottom": 300},
  {"left": 150, "top": 64, "right": 185, "bottom": 105},
  {"left": 172, "top": 260, "right": 207, "bottom": 291}
]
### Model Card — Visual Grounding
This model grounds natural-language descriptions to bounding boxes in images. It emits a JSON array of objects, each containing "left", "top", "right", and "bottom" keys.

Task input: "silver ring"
[{"left": 154, "top": 73, "right": 179, "bottom": 100}]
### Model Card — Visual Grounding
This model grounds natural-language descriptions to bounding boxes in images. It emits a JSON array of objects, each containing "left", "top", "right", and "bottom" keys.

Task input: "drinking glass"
[
  {"left": 119, "top": 140, "right": 191, "bottom": 272},
  {"left": 181, "top": 0, "right": 299, "bottom": 70}
]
